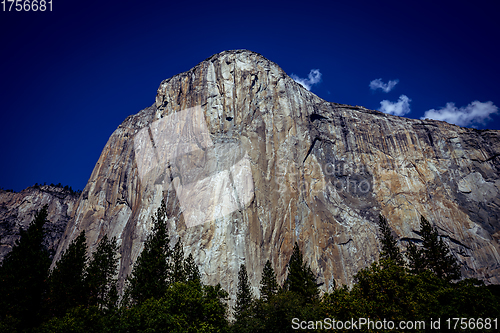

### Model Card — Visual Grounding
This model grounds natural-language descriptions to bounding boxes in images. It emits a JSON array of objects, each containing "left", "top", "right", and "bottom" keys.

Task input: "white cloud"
[
  {"left": 291, "top": 69, "right": 322, "bottom": 91},
  {"left": 421, "top": 101, "right": 498, "bottom": 127},
  {"left": 379, "top": 95, "right": 411, "bottom": 116},
  {"left": 369, "top": 78, "right": 399, "bottom": 93}
]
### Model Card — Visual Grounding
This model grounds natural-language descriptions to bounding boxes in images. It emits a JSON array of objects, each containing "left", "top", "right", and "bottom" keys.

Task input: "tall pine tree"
[
  {"left": 407, "top": 241, "right": 426, "bottom": 274},
  {"left": 234, "top": 264, "right": 253, "bottom": 320},
  {"left": 85, "top": 234, "right": 119, "bottom": 309},
  {"left": 184, "top": 253, "right": 201, "bottom": 283},
  {"left": 378, "top": 214, "right": 404, "bottom": 265},
  {"left": 259, "top": 259, "right": 279, "bottom": 302},
  {"left": 407, "top": 215, "right": 461, "bottom": 281},
  {"left": 125, "top": 199, "right": 171, "bottom": 304},
  {"left": 46, "top": 230, "right": 88, "bottom": 318},
  {"left": 171, "top": 239, "right": 186, "bottom": 283},
  {"left": 0, "top": 206, "right": 51, "bottom": 330},
  {"left": 283, "top": 242, "right": 319, "bottom": 303}
]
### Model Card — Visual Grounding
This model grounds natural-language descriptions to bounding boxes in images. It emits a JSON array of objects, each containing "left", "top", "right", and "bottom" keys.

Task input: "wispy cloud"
[
  {"left": 370, "top": 78, "right": 399, "bottom": 93},
  {"left": 291, "top": 69, "right": 322, "bottom": 91},
  {"left": 421, "top": 101, "right": 498, "bottom": 127},
  {"left": 379, "top": 95, "right": 411, "bottom": 116}
]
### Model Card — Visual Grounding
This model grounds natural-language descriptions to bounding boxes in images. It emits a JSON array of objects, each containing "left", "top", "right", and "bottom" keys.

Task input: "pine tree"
[
  {"left": 184, "top": 253, "right": 201, "bottom": 282},
  {"left": 378, "top": 214, "right": 404, "bottom": 265},
  {"left": 46, "top": 230, "right": 88, "bottom": 317},
  {"left": 171, "top": 239, "right": 186, "bottom": 283},
  {"left": 85, "top": 234, "right": 119, "bottom": 309},
  {"left": 0, "top": 206, "right": 51, "bottom": 330},
  {"left": 259, "top": 259, "right": 279, "bottom": 302},
  {"left": 125, "top": 199, "right": 171, "bottom": 304},
  {"left": 234, "top": 264, "right": 253, "bottom": 320},
  {"left": 106, "top": 280, "right": 120, "bottom": 310},
  {"left": 407, "top": 216, "right": 461, "bottom": 281},
  {"left": 407, "top": 241, "right": 426, "bottom": 275},
  {"left": 283, "top": 242, "right": 319, "bottom": 303}
]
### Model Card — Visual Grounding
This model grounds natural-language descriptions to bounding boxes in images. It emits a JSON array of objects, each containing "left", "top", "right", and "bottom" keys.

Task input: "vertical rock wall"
[{"left": 53, "top": 50, "right": 500, "bottom": 303}]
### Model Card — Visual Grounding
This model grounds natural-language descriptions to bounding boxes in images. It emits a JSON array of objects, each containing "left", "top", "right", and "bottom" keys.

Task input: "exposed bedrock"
[{"left": 52, "top": 50, "right": 500, "bottom": 302}]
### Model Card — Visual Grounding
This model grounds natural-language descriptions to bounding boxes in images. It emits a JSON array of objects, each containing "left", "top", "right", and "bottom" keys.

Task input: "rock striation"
[
  {"left": 0, "top": 185, "right": 79, "bottom": 262},
  {"left": 53, "top": 50, "right": 500, "bottom": 301}
]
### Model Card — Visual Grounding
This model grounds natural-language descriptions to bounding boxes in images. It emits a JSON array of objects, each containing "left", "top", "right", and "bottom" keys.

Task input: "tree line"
[
  {"left": 230, "top": 215, "right": 499, "bottom": 332},
  {"left": 0, "top": 202, "right": 498, "bottom": 332},
  {"left": 33, "top": 183, "right": 82, "bottom": 196}
]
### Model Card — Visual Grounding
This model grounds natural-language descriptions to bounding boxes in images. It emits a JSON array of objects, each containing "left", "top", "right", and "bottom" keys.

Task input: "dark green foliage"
[
  {"left": 35, "top": 305, "right": 114, "bottom": 333},
  {"left": 184, "top": 253, "right": 201, "bottom": 282},
  {"left": 105, "top": 280, "right": 120, "bottom": 311},
  {"left": 440, "top": 278, "right": 500, "bottom": 319},
  {"left": 378, "top": 214, "right": 403, "bottom": 265},
  {"left": 38, "top": 282, "right": 229, "bottom": 333},
  {"left": 407, "top": 240, "right": 426, "bottom": 274},
  {"left": 283, "top": 242, "right": 319, "bottom": 304},
  {"left": 85, "top": 235, "right": 119, "bottom": 309},
  {"left": 244, "top": 290, "right": 322, "bottom": 333},
  {"left": 0, "top": 206, "right": 51, "bottom": 330},
  {"left": 171, "top": 239, "right": 186, "bottom": 283},
  {"left": 352, "top": 259, "right": 440, "bottom": 321},
  {"left": 322, "top": 261, "right": 499, "bottom": 332},
  {"left": 234, "top": 264, "right": 253, "bottom": 321},
  {"left": 259, "top": 260, "right": 279, "bottom": 302},
  {"left": 124, "top": 199, "right": 171, "bottom": 304},
  {"left": 46, "top": 231, "right": 88, "bottom": 318},
  {"left": 318, "top": 215, "right": 492, "bottom": 332},
  {"left": 121, "top": 282, "right": 229, "bottom": 333},
  {"left": 232, "top": 257, "right": 323, "bottom": 333},
  {"left": 407, "top": 216, "right": 461, "bottom": 281}
]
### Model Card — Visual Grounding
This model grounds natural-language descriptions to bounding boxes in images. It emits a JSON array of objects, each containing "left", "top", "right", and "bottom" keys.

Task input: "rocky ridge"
[
  {"left": 0, "top": 185, "right": 79, "bottom": 262},
  {"left": 52, "top": 50, "right": 500, "bottom": 302}
]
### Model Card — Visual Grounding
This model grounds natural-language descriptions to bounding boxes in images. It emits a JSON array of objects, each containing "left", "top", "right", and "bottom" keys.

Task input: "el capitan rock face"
[{"left": 53, "top": 50, "right": 500, "bottom": 300}]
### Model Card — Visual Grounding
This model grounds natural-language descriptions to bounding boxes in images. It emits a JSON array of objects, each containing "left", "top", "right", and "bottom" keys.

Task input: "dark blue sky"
[{"left": 1, "top": 0, "right": 499, "bottom": 192}]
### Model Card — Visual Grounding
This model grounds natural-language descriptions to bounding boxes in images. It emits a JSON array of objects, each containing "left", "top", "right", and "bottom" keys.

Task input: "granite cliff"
[
  {"left": 0, "top": 185, "right": 79, "bottom": 262},
  {"left": 52, "top": 50, "right": 500, "bottom": 301}
]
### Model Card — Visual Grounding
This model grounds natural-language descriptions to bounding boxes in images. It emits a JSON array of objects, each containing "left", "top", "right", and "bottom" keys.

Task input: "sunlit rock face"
[
  {"left": 0, "top": 185, "right": 79, "bottom": 262},
  {"left": 53, "top": 50, "right": 500, "bottom": 302}
]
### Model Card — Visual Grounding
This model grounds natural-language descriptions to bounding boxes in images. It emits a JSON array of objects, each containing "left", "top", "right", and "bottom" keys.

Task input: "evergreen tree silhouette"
[
  {"left": 0, "top": 206, "right": 51, "bottom": 330},
  {"left": 46, "top": 231, "right": 88, "bottom": 317},
  {"left": 283, "top": 242, "right": 319, "bottom": 303},
  {"left": 85, "top": 234, "right": 119, "bottom": 308},
  {"left": 407, "top": 216, "right": 461, "bottom": 281},
  {"left": 234, "top": 264, "right": 253, "bottom": 320},
  {"left": 378, "top": 214, "right": 404, "bottom": 265},
  {"left": 125, "top": 199, "right": 171, "bottom": 304},
  {"left": 184, "top": 253, "right": 201, "bottom": 283},
  {"left": 171, "top": 239, "right": 186, "bottom": 283},
  {"left": 259, "top": 259, "right": 279, "bottom": 302}
]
